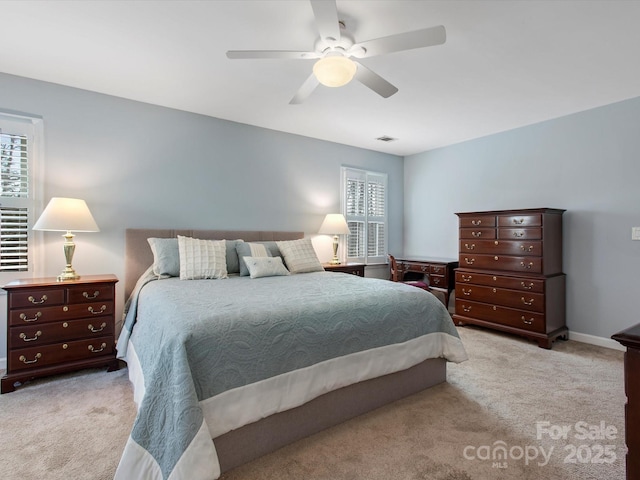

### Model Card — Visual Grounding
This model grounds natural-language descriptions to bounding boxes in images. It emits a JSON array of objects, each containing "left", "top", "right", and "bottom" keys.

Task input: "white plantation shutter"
[
  {"left": 0, "top": 114, "right": 42, "bottom": 280},
  {"left": 342, "top": 167, "right": 388, "bottom": 263}
]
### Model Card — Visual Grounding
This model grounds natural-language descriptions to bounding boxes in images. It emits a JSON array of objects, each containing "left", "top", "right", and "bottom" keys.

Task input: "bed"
[{"left": 115, "top": 229, "right": 468, "bottom": 480}]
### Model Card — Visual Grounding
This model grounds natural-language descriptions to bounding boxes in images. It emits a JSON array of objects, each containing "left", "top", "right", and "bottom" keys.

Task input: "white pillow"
[
  {"left": 276, "top": 238, "right": 324, "bottom": 274},
  {"left": 177, "top": 236, "right": 228, "bottom": 280},
  {"left": 243, "top": 256, "right": 289, "bottom": 279}
]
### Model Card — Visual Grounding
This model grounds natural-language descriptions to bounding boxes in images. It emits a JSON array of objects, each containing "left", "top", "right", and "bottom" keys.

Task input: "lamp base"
[
  {"left": 328, "top": 257, "right": 342, "bottom": 265},
  {"left": 57, "top": 267, "right": 80, "bottom": 282}
]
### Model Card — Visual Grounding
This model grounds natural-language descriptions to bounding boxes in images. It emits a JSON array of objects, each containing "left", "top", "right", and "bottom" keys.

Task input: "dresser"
[
  {"left": 452, "top": 208, "right": 567, "bottom": 349},
  {"left": 392, "top": 256, "right": 458, "bottom": 307},
  {"left": 1, "top": 274, "right": 119, "bottom": 393},
  {"left": 612, "top": 323, "right": 640, "bottom": 480}
]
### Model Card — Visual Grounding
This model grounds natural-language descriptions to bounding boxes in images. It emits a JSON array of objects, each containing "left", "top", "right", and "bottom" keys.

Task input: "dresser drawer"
[
  {"left": 498, "top": 214, "right": 542, "bottom": 227},
  {"left": 498, "top": 228, "right": 542, "bottom": 240},
  {"left": 9, "top": 317, "right": 114, "bottom": 348},
  {"left": 459, "top": 254, "right": 542, "bottom": 273},
  {"left": 459, "top": 215, "right": 496, "bottom": 228},
  {"left": 455, "top": 299, "right": 545, "bottom": 333},
  {"left": 459, "top": 239, "right": 541, "bottom": 256},
  {"left": 8, "top": 289, "right": 65, "bottom": 309},
  {"left": 67, "top": 284, "right": 114, "bottom": 303},
  {"left": 429, "top": 275, "right": 446, "bottom": 288},
  {"left": 8, "top": 301, "right": 114, "bottom": 326},
  {"left": 430, "top": 264, "right": 446, "bottom": 275},
  {"left": 456, "top": 271, "right": 545, "bottom": 293},
  {"left": 459, "top": 228, "right": 496, "bottom": 240},
  {"left": 456, "top": 284, "right": 544, "bottom": 313},
  {"left": 399, "top": 262, "right": 430, "bottom": 274},
  {"left": 8, "top": 336, "right": 114, "bottom": 372}
]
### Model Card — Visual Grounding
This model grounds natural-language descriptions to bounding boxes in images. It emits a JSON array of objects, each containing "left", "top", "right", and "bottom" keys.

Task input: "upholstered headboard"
[{"left": 125, "top": 228, "right": 304, "bottom": 300}]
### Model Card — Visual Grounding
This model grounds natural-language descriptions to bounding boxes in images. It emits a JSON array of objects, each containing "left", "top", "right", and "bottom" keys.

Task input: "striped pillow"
[{"left": 236, "top": 242, "right": 273, "bottom": 276}]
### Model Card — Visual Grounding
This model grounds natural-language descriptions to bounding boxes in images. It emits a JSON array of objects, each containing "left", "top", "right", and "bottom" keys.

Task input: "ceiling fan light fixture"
[{"left": 313, "top": 55, "right": 357, "bottom": 87}]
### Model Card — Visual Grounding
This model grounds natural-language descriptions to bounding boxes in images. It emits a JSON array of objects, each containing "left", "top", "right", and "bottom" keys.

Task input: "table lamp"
[
  {"left": 33, "top": 197, "right": 100, "bottom": 281},
  {"left": 318, "top": 213, "right": 351, "bottom": 265}
]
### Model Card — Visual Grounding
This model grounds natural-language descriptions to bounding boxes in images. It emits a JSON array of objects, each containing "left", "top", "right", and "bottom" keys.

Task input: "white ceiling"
[{"left": 2, "top": 0, "right": 640, "bottom": 156}]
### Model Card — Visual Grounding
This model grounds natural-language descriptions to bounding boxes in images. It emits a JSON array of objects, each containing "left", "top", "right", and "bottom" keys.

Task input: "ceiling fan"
[{"left": 226, "top": 0, "right": 446, "bottom": 104}]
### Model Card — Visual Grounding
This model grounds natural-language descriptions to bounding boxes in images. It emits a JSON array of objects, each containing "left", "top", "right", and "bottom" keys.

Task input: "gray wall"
[
  {"left": 404, "top": 96, "right": 640, "bottom": 343},
  {"left": 0, "top": 72, "right": 403, "bottom": 361}
]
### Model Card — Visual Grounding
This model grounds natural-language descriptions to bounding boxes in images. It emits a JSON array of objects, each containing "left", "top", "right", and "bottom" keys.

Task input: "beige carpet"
[{"left": 0, "top": 327, "right": 627, "bottom": 480}]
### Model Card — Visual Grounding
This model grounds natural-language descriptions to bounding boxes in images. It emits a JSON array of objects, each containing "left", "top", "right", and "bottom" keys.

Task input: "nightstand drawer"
[
  {"left": 9, "top": 336, "right": 114, "bottom": 371},
  {"left": 9, "top": 288, "right": 65, "bottom": 309},
  {"left": 67, "top": 284, "right": 114, "bottom": 303},
  {"left": 9, "top": 318, "right": 115, "bottom": 347},
  {"left": 8, "top": 301, "right": 114, "bottom": 326}
]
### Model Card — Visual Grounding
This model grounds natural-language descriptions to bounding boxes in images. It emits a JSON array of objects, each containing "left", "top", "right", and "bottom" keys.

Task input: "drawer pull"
[
  {"left": 421, "top": 265, "right": 428, "bottom": 272},
  {"left": 432, "top": 278, "right": 441, "bottom": 285},
  {"left": 63, "top": 322, "right": 69, "bottom": 328},
  {"left": 494, "top": 256, "right": 499, "bottom": 261},
  {"left": 520, "top": 262, "right": 534, "bottom": 269},
  {"left": 462, "top": 288, "right": 472, "bottom": 296},
  {"left": 512, "top": 231, "right": 524, "bottom": 238},
  {"left": 464, "top": 243, "right": 475, "bottom": 250},
  {"left": 19, "top": 331, "right": 42, "bottom": 342},
  {"left": 461, "top": 275, "right": 472, "bottom": 282},
  {"left": 19, "top": 353, "right": 42, "bottom": 364},
  {"left": 512, "top": 218, "right": 525, "bottom": 225},
  {"left": 464, "top": 258, "right": 475, "bottom": 265},
  {"left": 471, "top": 231, "right": 482, "bottom": 238},
  {"left": 19, "top": 312, "right": 42, "bottom": 323},
  {"left": 521, "top": 316, "right": 534, "bottom": 325},
  {"left": 471, "top": 220, "right": 482, "bottom": 226},
  {"left": 492, "top": 288, "right": 497, "bottom": 293},
  {"left": 521, "top": 282, "right": 534, "bottom": 290},
  {"left": 521, "top": 297, "right": 534, "bottom": 306},
  {"left": 88, "top": 305, "right": 107, "bottom": 315},
  {"left": 462, "top": 305, "right": 472, "bottom": 313},
  {"left": 88, "top": 322, "right": 107, "bottom": 333},
  {"left": 83, "top": 290, "right": 100, "bottom": 300},
  {"left": 520, "top": 245, "right": 534, "bottom": 252},
  {"left": 28, "top": 295, "right": 48, "bottom": 304},
  {"left": 88, "top": 343, "right": 107, "bottom": 353}
]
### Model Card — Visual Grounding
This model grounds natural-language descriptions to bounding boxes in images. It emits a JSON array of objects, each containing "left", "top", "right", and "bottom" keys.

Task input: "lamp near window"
[
  {"left": 33, "top": 197, "right": 99, "bottom": 281},
  {"left": 318, "top": 213, "right": 351, "bottom": 265}
]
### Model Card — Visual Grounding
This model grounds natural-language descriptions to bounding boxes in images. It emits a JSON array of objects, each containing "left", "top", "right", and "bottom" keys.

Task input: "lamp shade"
[
  {"left": 313, "top": 55, "right": 357, "bottom": 87},
  {"left": 318, "top": 214, "right": 351, "bottom": 235},
  {"left": 33, "top": 197, "right": 100, "bottom": 232}
]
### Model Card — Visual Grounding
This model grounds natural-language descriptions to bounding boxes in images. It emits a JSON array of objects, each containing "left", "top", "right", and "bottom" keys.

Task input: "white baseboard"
[{"left": 569, "top": 331, "right": 625, "bottom": 351}]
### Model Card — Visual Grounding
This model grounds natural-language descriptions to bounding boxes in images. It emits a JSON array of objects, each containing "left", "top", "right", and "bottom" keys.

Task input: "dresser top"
[
  {"left": 612, "top": 323, "right": 640, "bottom": 349},
  {"left": 3, "top": 274, "right": 118, "bottom": 290},
  {"left": 456, "top": 208, "right": 566, "bottom": 216}
]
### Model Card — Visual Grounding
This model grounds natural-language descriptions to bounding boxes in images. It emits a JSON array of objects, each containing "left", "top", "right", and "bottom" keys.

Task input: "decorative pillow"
[
  {"left": 243, "top": 256, "right": 290, "bottom": 279},
  {"left": 236, "top": 241, "right": 272, "bottom": 276},
  {"left": 276, "top": 238, "right": 324, "bottom": 274},
  {"left": 147, "top": 237, "right": 179, "bottom": 278},
  {"left": 225, "top": 239, "right": 244, "bottom": 275},
  {"left": 177, "top": 236, "right": 228, "bottom": 280}
]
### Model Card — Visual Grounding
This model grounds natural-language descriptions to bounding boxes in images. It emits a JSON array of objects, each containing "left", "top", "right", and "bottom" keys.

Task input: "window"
[
  {"left": 0, "top": 113, "right": 43, "bottom": 282},
  {"left": 341, "top": 167, "right": 388, "bottom": 264}
]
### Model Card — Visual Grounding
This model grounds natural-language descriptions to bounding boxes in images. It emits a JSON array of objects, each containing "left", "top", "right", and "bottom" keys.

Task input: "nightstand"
[
  {"left": 323, "top": 263, "right": 365, "bottom": 277},
  {"left": 1, "top": 274, "right": 119, "bottom": 393}
]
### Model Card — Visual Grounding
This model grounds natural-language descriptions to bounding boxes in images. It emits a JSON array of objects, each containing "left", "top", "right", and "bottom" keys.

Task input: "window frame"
[
  {"left": 0, "top": 112, "right": 44, "bottom": 284},
  {"left": 341, "top": 166, "right": 388, "bottom": 265}
]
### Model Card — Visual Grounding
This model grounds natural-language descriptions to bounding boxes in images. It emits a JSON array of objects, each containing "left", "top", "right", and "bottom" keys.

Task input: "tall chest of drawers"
[
  {"left": 453, "top": 208, "right": 567, "bottom": 349},
  {"left": 1, "top": 274, "right": 119, "bottom": 393}
]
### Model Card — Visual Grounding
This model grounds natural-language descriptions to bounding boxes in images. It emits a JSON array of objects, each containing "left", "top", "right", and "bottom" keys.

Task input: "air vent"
[{"left": 376, "top": 136, "right": 397, "bottom": 142}]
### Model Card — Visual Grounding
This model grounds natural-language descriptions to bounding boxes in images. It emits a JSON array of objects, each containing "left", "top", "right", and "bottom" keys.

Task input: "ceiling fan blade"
[
  {"left": 227, "top": 50, "right": 319, "bottom": 60},
  {"left": 350, "top": 25, "right": 446, "bottom": 58},
  {"left": 289, "top": 73, "right": 320, "bottom": 104},
  {"left": 310, "top": 0, "right": 341, "bottom": 42},
  {"left": 353, "top": 61, "right": 398, "bottom": 98}
]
